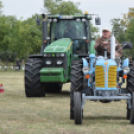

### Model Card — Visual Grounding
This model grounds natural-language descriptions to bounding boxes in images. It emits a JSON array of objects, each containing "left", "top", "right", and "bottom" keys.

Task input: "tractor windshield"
[{"left": 51, "top": 20, "right": 87, "bottom": 40}]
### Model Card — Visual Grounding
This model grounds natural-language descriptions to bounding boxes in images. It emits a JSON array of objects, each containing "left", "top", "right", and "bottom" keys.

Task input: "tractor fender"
[
  {"left": 122, "top": 58, "right": 129, "bottom": 68},
  {"left": 82, "top": 58, "right": 88, "bottom": 67}
]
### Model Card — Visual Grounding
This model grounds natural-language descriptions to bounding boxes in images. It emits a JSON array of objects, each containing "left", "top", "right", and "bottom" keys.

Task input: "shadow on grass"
[
  {"left": 81, "top": 115, "right": 130, "bottom": 126},
  {"left": 46, "top": 90, "right": 70, "bottom": 98},
  {"left": 84, "top": 115, "right": 126, "bottom": 120}
]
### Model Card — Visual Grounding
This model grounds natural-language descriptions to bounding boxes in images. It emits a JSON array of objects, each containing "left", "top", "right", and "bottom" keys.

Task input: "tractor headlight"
[
  {"left": 57, "top": 60, "right": 63, "bottom": 65},
  {"left": 82, "top": 66, "right": 90, "bottom": 74},
  {"left": 56, "top": 53, "right": 65, "bottom": 57},
  {"left": 56, "top": 53, "right": 60, "bottom": 57},
  {"left": 44, "top": 53, "right": 51, "bottom": 57},
  {"left": 46, "top": 60, "right": 52, "bottom": 65},
  {"left": 47, "top": 53, "right": 51, "bottom": 57},
  {"left": 123, "top": 66, "right": 130, "bottom": 74},
  {"left": 60, "top": 53, "right": 65, "bottom": 57},
  {"left": 44, "top": 53, "right": 47, "bottom": 57}
]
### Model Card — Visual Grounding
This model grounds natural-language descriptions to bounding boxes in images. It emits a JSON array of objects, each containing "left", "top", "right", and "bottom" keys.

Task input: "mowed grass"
[{"left": 0, "top": 72, "right": 133, "bottom": 134}]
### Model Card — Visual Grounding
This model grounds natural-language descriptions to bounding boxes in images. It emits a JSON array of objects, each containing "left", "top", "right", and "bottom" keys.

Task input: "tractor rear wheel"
[
  {"left": 74, "top": 92, "right": 82, "bottom": 125},
  {"left": 25, "top": 58, "right": 45, "bottom": 97},
  {"left": 127, "top": 61, "right": 134, "bottom": 93},
  {"left": 130, "top": 92, "right": 134, "bottom": 124},
  {"left": 70, "top": 59, "right": 83, "bottom": 120},
  {"left": 127, "top": 61, "right": 134, "bottom": 119}
]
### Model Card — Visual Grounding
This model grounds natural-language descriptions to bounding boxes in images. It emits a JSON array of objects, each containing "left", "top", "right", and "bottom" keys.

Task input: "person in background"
[
  {"left": 16, "top": 59, "right": 21, "bottom": 71},
  {"left": 94, "top": 27, "right": 122, "bottom": 57}
]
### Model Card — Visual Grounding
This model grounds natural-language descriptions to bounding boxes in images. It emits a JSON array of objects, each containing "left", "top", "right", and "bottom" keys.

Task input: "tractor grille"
[
  {"left": 95, "top": 66, "right": 105, "bottom": 88},
  {"left": 44, "top": 53, "right": 68, "bottom": 78},
  {"left": 108, "top": 66, "right": 117, "bottom": 88}
]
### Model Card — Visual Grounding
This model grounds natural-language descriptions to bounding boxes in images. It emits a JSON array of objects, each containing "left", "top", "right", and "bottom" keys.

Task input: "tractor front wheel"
[
  {"left": 130, "top": 92, "right": 134, "bottom": 124},
  {"left": 25, "top": 58, "right": 45, "bottom": 97},
  {"left": 74, "top": 92, "right": 82, "bottom": 125},
  {"left": 70, "top": 59, "right": 83, "bottom": 120}
]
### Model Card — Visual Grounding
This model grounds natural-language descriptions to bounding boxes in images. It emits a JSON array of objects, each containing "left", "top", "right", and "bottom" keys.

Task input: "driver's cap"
[{"left": 102, "top": 27, "right": 111, "bottom": 32}]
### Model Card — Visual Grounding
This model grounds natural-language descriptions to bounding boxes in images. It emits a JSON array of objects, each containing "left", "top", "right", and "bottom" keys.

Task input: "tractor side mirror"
[
  {"left": 37, "top": 17, "right": 40, "bottom": 25},
  {"left": 95, "top": 17, "right": 101, "bottom": 25},
  {"left": 122, "top": 42, "right": 133, "bottom": 49}
]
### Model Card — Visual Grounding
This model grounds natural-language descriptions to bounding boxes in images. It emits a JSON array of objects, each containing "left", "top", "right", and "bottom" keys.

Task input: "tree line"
[
  {"left": 0, "top": 0, "right": 100, "bottom": 64},
  {"left": 0, "top": 1, "right": 43, "bottom": 64},
  {"left": 111, "top": 8, "right": 134, "bottom": 58}
]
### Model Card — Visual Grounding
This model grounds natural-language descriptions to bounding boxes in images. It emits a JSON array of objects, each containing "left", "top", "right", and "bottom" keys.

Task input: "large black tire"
[
  {"left": 74, "top": 92, "right": 82, "bottom": 125},
  {"left": 126, "top": 61, "right": 134, "bottom": 118},
  {"left": 45, "top": 83, "right": 63, "bottom": 93},
  {"left": 25, "top": 58, "right": 45, "bottom": 97},
  {"left": 70, "top": 59, "right": 83, "bottom": 120},
  {"left": 130, "top": 92, "right": 134, "bottom": 124},
  {"left": 126, "top": 102, "right": 131, "bottom": 120},
  {"left": 127, "top": 61, "right": 134, "bottom": 93}
]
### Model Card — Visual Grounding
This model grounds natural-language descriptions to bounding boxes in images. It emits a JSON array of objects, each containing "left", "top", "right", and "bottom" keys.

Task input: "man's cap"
[{"left": 102, "top": 27, "right": 111, "bottom": 32}]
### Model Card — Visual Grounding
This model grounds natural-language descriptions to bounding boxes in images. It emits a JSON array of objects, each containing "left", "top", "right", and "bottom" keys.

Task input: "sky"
[{"left": 1, "top": 0, "right": 134, "bottom": 36}]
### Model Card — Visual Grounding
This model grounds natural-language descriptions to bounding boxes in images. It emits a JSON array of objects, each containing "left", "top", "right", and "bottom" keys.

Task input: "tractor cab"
[
  {"left": 50, "top": 19, "right": 88, "bottom": 55},
  {"left": 46, "top": 13, "right": 101, "bottom": 57}
]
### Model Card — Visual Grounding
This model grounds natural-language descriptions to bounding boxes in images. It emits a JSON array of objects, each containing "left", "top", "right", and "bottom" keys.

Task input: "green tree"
[
  {"left": 0, "top": 0, "right": 100, "bottom": 61},
  {"left": 110, "top": 8, "right": 134, "bottom": 43},
  {"left": 23, "top": 15, "right": 42, "bottom": 54},
  {"left": 110, "top": 19, "right": 126, "bottom": 43},
  {"left": 44, "top": 0, "right": 82, "bottom": 15},
  {"left": 0, "top": 1, "right": 3, "bottom": 14},
  {"left": 125, "top": 19, "right": 134, "bottom": 58},
  {"left": 0, "top": 50, "right": 17, "bottom": 63},
  {"left": 120, "top": 8, "right": 134, "bottom": 28},
  {"left": 118, "top": 8, "right": 134, "bottom": 58},
  {"left": 8, "top": 14, "right": 43, "bottom": 58},
  {"left": 0, "top": 15, "right": 18, "bottom": 64},
  {"left": 44, "top": 0, "right": 99, "bottom": 38},
  {"left": 91, "top": 23, "right": 100, "bottom": 39}
]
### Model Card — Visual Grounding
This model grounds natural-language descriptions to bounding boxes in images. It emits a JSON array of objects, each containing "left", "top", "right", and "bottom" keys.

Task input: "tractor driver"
[
  {"left": 94, "top": 28, "right": 123, "bottom": 58},
  {"left": 63, "top": 22, "right": 78, "bottom": 52},
  {"left": 63, "top": 22, "right": 77, "bottom": 39}
]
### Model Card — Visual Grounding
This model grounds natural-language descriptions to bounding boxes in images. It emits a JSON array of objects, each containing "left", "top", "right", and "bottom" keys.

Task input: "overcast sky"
[{"left": 1, "top": 0, "right": 134, "bottom": 36}]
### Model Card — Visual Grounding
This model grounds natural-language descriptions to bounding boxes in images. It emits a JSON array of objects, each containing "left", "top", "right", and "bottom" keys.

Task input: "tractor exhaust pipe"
[
  {"left": 42, "top": 19, "right": 48, "bottom": 43},
  {"left": 41, "top": 14, "right": 48, "bottom": 53},
  {"left": 111, "top": 34, "right": 115, "bottom": 59}
]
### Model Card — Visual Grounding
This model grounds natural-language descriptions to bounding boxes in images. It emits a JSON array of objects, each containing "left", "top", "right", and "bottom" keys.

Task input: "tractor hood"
[{"left": 44, "top": 38, "right": 73, "bottom": 53}]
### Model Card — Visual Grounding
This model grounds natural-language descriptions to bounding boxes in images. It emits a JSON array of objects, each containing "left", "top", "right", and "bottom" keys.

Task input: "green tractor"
[{"left": 24, "top": 12, "right": 101, "bottom": 97}]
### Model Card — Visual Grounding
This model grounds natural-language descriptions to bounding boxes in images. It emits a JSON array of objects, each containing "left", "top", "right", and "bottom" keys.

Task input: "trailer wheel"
[
  {"left": 25, "top": 58, "right": 45, "bottom": 97},
  {"left": 70, "top": 59, "right": 83, "bottom": 119},
  {"left": 130, "top": 92, "right": 134, "bottom": 124},
  {"left": 74, "top": 92, "right": 82, "bottom": 125}
]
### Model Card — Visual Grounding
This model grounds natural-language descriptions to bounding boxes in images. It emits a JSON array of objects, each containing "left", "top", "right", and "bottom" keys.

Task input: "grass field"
[{"left": 0, "top": 72, "right": 133, "bottom": 134}]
